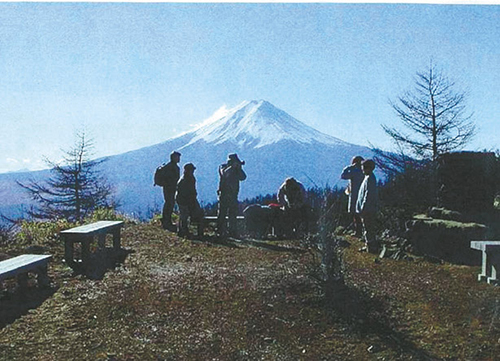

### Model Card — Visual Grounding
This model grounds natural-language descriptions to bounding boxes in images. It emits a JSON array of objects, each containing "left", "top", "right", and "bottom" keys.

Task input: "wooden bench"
[
  {"left": 470, "top": 241, "right": 500, "bottom": 285},
  {"left": 60, "top": 221, "right": 124, "bottom": 270},
  {"left": 0, "top": 254, "right": 52, "bottom": 289},
  {"left": 202, "top": 216, "right": 245, "bottom": 231},
  {"left": 203, "top": 216, "right": 245, "bottom": 222}
]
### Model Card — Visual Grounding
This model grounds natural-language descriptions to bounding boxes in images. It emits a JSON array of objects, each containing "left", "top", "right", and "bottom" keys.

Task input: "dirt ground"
[{"left": 1, "top": 223, "right": 499, "bottom": 360}]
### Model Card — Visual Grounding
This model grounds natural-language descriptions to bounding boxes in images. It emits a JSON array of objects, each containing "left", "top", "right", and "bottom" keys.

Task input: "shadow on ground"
[
  {"left": 323, "top": 282, "right": 440, "bottom": 360},
  {"left": 194, "top": 234, "right": 307, "bottom": 253},
  {"left": 191, "top": 235, "right": 242, "bottom": 248},
  {"left": 0, "top": 284, "right": 58, "bottom": 329},
  {"left": 70, "top": 247, "right": 134, "bottom": 280}
]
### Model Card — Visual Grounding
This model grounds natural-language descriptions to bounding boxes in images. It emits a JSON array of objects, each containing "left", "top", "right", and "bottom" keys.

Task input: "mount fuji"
[{"left": 0, "top": 100, "right": 377, "bottom": 219}]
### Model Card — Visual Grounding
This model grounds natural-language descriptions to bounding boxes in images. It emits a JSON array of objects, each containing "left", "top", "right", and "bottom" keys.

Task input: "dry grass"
[{"left": 0, "top": 223, "right": 499, "bottom": 360}]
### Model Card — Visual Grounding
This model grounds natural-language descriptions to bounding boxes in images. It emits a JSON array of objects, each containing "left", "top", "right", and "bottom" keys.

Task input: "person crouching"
[
  {"left": 277, "top": 177, "right": 309, "bottom": 237},
  {"left": 176, "top": 163, "right": 204, "bottom": 238}
]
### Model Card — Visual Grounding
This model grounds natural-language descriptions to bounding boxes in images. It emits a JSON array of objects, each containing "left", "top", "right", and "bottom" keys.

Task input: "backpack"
[{"left": 154, "top": 164, "right": 169, "bottom": 187}]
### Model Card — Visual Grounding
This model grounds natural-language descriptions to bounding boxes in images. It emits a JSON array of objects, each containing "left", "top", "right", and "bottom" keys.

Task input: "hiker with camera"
[{"left": 217, "top": 153, "right": 247, "bottom": 238}]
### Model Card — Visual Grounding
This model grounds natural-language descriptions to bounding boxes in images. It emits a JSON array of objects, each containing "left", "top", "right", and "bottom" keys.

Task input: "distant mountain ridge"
[{"left": 0, "top": 100, "right": 377, "bottom": 220}]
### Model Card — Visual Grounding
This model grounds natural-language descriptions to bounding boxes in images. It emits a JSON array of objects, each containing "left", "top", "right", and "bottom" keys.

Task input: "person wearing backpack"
[{"left": 154, "top": 151, "right": 181, "bottom": 231}]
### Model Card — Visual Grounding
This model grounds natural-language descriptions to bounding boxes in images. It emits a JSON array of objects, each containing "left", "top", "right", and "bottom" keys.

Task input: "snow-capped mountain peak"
[{"left": 184, "top": 100, "right": 348, "bottom": 149}]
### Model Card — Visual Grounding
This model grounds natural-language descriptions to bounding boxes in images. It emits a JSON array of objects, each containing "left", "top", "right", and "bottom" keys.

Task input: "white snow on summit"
[{"left": 184, "top": 100, "right": 348, "bottom": 148}]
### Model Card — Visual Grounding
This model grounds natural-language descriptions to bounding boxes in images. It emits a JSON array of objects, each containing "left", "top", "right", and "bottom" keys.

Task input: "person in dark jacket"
[
  {"left": 176, "top": 163, "right": 203, "bottom": 238},
  {"left": 161, "top": 151, "right": 181, "bottom": 231},
  {"left": 356, "top": 159, "right": 379, "bottom": 253},
  {"left": 341, "top": 156, "right": 364, "bottom": 237},
  {"left": 217, "top": 153, "right": 247, "bottom": 237}
]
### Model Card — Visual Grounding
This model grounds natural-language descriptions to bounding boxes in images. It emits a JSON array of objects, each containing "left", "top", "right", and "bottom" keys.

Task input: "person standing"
[
  {"left": 176, "top": 163, "right": 203, "bottom": 238},
  {"left": 217, "top": 153, "right": 247, "bottom": 237},
  {"left": 155, "top": 151, "right": 181, "bottom": 231},
  {"left": 356, "top": 159, "right": 379, "bottom": 254},
  {"left": 341, "top": 156, "right": 365, "bottom": 237}
]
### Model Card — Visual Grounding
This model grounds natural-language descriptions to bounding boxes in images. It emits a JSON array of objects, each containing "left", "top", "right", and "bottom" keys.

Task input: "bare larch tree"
[
  {"left": 383, "top": 63, "right": 476, "bottom": 162},
  {"left": 18, "top": 132, "right": 115, "bottom": 222}
]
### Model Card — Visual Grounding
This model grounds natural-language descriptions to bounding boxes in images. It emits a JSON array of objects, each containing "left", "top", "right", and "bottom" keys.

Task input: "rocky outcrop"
[{"left": 405, "top": 209, "right": 488, "bottom": 265}]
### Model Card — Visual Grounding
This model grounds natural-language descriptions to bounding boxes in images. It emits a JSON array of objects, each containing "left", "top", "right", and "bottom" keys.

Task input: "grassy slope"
[{"left": 0, "top": 223, "right": 499, "bottom": 360}]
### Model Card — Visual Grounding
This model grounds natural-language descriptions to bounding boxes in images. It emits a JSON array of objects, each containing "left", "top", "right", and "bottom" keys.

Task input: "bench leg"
[
  {"left": 197, "top": 222, "right": 204, "bottom": 238},
  {"left": 64, "top": 238, "right": 76, "bottom": 268},
  {"left": 81, "top": 237, "right": 91, "bottom": 270},
  {"left": 36, "top": 264, "right": 50, "bottom": 287},
  {"left": 477, "top": 250, "right": 491, "bottom": 282},
  {"left": 98, "top": 234, "right": 106, "bottom": 249},
  {"left": 17, "top": 273, "right": 28, "bottom": 290},
  {"left": 112, "top": 229, "right": 121, "bottom": 251},
  {"left": 487, "top": 251, "right": 499, "bottom": 285}
]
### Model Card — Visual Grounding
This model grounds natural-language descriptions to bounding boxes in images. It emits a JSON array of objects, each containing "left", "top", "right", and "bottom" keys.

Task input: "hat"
[
  {"left": 184, "top": 163, "right": 196, "bottom": 171},
  {"left": 170, "top": 151, "right": 181, "bottom": 160},
  {"left": 351, "top": 155, "right": 364, "bottom": 165},
  {"left": 227, "top": 153, "right": 245, "bottom": 165}
]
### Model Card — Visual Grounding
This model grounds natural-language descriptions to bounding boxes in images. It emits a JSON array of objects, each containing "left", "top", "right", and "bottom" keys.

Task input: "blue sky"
[{"left": 0, "top": 3, "right": 499, "bottom": 173}]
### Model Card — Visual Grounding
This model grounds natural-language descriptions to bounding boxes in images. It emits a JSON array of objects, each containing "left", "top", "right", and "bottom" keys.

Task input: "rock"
[
  {"left": 405, "top": 217, "right": 486, "bottom": 265},
  {"left": 428, "top": 207, "right": 464, "bottom": 222}
]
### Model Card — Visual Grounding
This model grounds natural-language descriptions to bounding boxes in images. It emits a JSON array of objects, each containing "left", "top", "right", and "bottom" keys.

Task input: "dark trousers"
[
  {"left": 352, "top": 212, "right": 363, "bottom": 236},
  {"left": 217, "top": 194, "right": 239, "bottom": 236},
  {"left": 178, "top": 201, "right": 204, "bottom": 236},
  {"left": 162, "top": 188, "right": 176, "bottom": 227},
  {"left": 284, "top": 205, "right": 309, "bottom": 236}
]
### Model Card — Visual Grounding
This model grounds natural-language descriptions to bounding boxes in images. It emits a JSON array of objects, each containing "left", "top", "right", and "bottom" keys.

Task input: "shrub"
[
  {"left": 0, "top": 222, "right": 15, "bottom": 246},
  {"left": 86, "top": 207, "right": 127, "bottom": 223},
  {"left": 149, "top": 212, "right": 178, "bottom": 226},
  {"left": 379, "top": 161, "right": 438, "bottom": 213},
  {"left": 16, "top": 218, "right": 74, "bottom": 246},
  {"left": 376, "top": 206, "right": 415, "bottom": 237}
]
